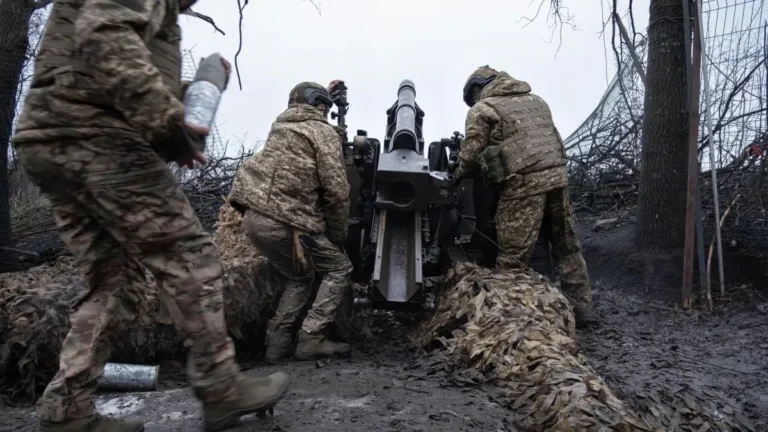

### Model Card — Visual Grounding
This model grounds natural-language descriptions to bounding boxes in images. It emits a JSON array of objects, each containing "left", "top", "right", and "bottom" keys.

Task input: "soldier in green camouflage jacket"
[
  {"left": 457, "top": 66, "right": 594, "bottom": 326},
  {"left": 12, "top": 1, "right": 290, "bottom": 431},
  {"left": 229, "top": 81, "right": 354, "bottom": 363}
]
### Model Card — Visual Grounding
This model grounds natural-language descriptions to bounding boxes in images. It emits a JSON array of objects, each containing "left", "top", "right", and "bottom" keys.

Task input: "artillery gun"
[{"left": 332, "top": 80, "right": 553, "bottom": 311}]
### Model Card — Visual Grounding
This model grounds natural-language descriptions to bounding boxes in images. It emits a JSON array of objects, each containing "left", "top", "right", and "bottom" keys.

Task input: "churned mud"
[
  {"left": 2, "top": 216, "right": 767, "bottom": 431},
  {"left": 578, "top": 218, "right": 768, "bottom": 429},
  {"left": 0, "top": 350, "right": 517, "bottom": 432}
]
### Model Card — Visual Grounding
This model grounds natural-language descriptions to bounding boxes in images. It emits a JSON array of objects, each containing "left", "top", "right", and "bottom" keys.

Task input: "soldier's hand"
[
  {"left": 452, "top": 165, "right": 463, "bottom": 180},
  {"left": 175, "top": 123, "right": 209, "bottom": 168},
  {"left": 327, "top": 79, "right": 344, "bottom": 95}
]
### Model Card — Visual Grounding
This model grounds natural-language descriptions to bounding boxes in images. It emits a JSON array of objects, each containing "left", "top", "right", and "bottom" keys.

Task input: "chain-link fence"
[
  {"left": 697, "top": 0, "right": 768, "bottom": 253},
  {"left": 565, "top": 0, "right": 768, "bottom": 240},
  {"left": 563, "top": 5, "right": 646, "bottom": 215}
]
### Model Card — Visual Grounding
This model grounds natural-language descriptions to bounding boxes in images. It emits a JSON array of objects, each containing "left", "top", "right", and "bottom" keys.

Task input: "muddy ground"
[{"left": 2, "top": 216, "right": 767, "bottom": 431}]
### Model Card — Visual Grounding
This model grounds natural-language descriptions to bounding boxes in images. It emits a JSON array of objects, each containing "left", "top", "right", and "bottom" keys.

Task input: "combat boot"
[
  {"left": 573, "top": 304, "right": 598, "bottom": 329},
  {"left": 38, "top": 415, "right": 144, "bottom": 432},
  {"left": 265, "top": 331, "right": 294, "bottom": 364},
  {"left": 294, "top": 330, "right": 351, "bottom": 360},
  {"left": 202, "top": 371, "right": 290, "bottom": 431}
]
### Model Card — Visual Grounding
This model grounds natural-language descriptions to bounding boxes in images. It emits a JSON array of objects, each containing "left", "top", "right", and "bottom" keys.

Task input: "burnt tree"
[
  {"left": 635, "top": 0, "right": 689, "bottom": 255},
  {"left": 0, "top": 0, "right": 37, "bottom": 272}
]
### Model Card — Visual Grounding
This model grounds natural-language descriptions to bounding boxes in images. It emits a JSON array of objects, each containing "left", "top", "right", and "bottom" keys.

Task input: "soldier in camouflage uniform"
[
  {"left": 12, "top": 1, "right": 290, "bottom": 431},
  {"left": 456, "top": 66, "right": 594, "bottom": 325},
  {"left": 229, "top": 81, "right": 353, "bottom": 364}
]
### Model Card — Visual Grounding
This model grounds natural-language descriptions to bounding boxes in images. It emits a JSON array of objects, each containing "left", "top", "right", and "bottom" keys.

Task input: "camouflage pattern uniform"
[
  {"left": 229, "top": 82, "right": 353, "bottom": 363},
  {"left": 457, "top": 66, "right": 593, "bottom": 321},
  {"left": 12, "top": 1, "right": 289, "bottom": 431}
]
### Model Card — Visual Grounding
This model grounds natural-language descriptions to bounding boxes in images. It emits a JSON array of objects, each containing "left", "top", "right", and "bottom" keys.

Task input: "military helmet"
[
  {"left": 462, "top": 65, "right": 498, "bottom": 107},
  {"left": 288, "top": 82, "right": 333, "bottom": 109}
]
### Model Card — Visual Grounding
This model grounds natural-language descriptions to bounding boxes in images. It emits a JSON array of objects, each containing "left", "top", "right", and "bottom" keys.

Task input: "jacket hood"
[
  {"left": 277, "top": 104, "right": 329, "bottom": 123},
  {"left": 479, "top": 71, "right": 531, "bottom": 100}
]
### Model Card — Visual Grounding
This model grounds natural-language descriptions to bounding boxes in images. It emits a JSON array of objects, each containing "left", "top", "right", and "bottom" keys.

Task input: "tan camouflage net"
[
  {"left": 414, "top": 262, "right": 661, "bottom": 431},
  {"left": 0, "top": 199, "right": 374, "bottom": 403},
  {"left": 0, "top": 199, "right": 280, "bottom": 403}
]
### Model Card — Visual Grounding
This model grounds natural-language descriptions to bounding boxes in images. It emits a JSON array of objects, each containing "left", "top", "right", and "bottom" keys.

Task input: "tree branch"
[
  {"left": 518, "top": 0, "right": 576, "bottom": 55},
  {"left": 183, "top": 9, "right": 226, "bottom": 36},
  {"left": 234, "top": 0, "right": 249, "bottom": 90}
]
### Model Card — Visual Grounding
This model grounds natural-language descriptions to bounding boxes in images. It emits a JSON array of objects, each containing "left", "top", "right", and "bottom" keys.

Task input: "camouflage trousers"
[
  {"left": 243, "top": 211, "right": 352, "bottom": 339},
  {"left": 14, "top": 136, "right": 241, "bottom": 423},
  {"left": 495, "top": 187, "right": 593, "bottom": 308}
]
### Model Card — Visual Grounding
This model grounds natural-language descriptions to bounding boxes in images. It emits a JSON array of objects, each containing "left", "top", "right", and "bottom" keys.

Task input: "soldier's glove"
[
  {"left": 156, "top": 120, "right": 208, "bottom": 167},
  {"left": 332, "top": 125, "right": 347, "bottom": 144},
  {"left": 452, "top": 167, "right": 466, "bottom": 185}
]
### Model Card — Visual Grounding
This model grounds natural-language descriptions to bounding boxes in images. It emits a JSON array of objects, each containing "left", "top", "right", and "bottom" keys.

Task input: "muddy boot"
[
  {"left": 203, "top": 371, "right": 290, "bottom": 431},
  {"left": 294, "top": 330, "right": 351, "bottom": 360},
  {"left": 573, "top": 304, "right": 598, "bottom": 329},
  {"left": 265, "top": 331, "right": 294, "bottom": 364},
  {"left": 38, "top": 415, "right": 144, "bottom": 432}
]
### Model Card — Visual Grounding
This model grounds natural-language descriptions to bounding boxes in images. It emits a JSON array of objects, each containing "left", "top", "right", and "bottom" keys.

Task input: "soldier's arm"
[
  {"left": 458, "top": 103, "right": 499, "bottom": 176},
  {"left": 75, "top": 0, "right": 185, "bottom": 146},
  {"left": 313, "top": 125, "right": 351, "bottom": 244}
]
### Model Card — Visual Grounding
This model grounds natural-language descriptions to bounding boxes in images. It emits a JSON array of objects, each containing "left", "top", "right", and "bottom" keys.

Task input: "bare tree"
[
  {"left": 634, "top": 0, "right": 689, "bottom": 256},
  {"left": 0, "top": 0, "right": 38, "bottom": 272}
]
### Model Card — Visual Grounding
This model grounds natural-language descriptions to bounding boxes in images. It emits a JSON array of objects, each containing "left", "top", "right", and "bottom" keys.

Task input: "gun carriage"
[{"left": 332, "top": 80, "right": 553, "bottom": 311}]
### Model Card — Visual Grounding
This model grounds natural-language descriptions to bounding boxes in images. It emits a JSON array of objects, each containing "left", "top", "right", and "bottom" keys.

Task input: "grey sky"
[{"left": 180, "top": 0, "right": 650, "bottom": 150}]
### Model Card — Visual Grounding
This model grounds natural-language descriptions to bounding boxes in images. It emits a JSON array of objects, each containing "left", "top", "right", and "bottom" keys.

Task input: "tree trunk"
[
  {"left": 635, "top": 0, "right": 689, "bottom": 254},
  {"left": 0, "top": 0, "right": 36, "bottom": 272}
]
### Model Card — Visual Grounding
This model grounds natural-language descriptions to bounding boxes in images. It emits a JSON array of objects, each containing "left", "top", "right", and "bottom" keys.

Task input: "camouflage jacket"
[
  {"left": 229, "top": 104, "right": 350, "bottom": 243},
  {"left": 13, "top": 0, "right": 187, "bottom": 152},
  {"left": 459, "top": 72, "right": 568, "bottom": 200}
]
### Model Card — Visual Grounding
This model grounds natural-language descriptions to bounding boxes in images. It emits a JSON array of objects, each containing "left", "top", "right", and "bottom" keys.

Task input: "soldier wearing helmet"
[
  {"left": 456, "top": 66, "right": 594, "bottom": 326},
  {"left": 229, "top": 80, "right": 354, "bottom": 363},
  {"left": 12, "top": 1, "right": 291, "bottom": 431}
]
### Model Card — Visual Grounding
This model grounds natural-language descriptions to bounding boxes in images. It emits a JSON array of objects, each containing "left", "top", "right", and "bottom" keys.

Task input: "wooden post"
[{"left": 683, "top": 0, "right": 703, "bottom": 309}]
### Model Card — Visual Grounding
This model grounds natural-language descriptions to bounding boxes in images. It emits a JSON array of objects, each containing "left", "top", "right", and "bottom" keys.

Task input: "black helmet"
[
  {"left": 462, "top": 65, "right": 498, "bottom": 107},
  {"left": 288, "top": 82, "right": 333, "bottom": 110}
]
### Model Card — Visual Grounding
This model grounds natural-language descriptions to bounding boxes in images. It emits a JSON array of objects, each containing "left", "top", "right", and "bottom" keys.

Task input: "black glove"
[
  {"left": 452, "top": 166, "right": 466, "bottom": 184},
  {"left": 155, "top": 120, "right": 206, "bottom": 163}
]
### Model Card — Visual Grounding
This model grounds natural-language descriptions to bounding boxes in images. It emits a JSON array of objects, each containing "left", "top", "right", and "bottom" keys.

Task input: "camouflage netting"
[
  {"left": 0, "top": 199, "right": 370, "bottom": 404},
  {"left": 413, "top": 262, "right": 659, "bottom": 431},
  {"left": 0, "top": 200, "right": 281, "bottom": 404},
  {"left": 412, "top": 262, "right": 757, "bottom": 431}
]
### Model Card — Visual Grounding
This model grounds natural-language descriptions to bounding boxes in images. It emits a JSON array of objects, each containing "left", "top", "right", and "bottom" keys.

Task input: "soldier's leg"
[
  {"left": 73, "top": 137, "right": 288, "bottom": 424},
  {"left": 295, "top": 234, "right": 353, "bottom": 359},
  {"left": 16, "top": 144, "right": 146, "bottom": 430},
  {"left": 544, "top": 188, "right": 593, "bottom": 312},
  {"left": 37, "top": 202, "right": 145, "bottom": 425},
  {"left": 243, "top": 211, "right": 314, "bottom": 363},
  {"left": 495, "top": 194, "right": 547, "bottom": 270}
]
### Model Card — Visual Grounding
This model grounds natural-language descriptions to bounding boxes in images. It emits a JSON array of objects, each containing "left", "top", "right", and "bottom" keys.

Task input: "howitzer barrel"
[{"left": 391, "top": 80, "right": 419, "bottom": 153}]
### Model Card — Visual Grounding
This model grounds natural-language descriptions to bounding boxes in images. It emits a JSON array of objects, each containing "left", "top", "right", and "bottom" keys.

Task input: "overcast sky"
[{"left": 179, "top": 0, "right": 650, "bottom": 151}]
